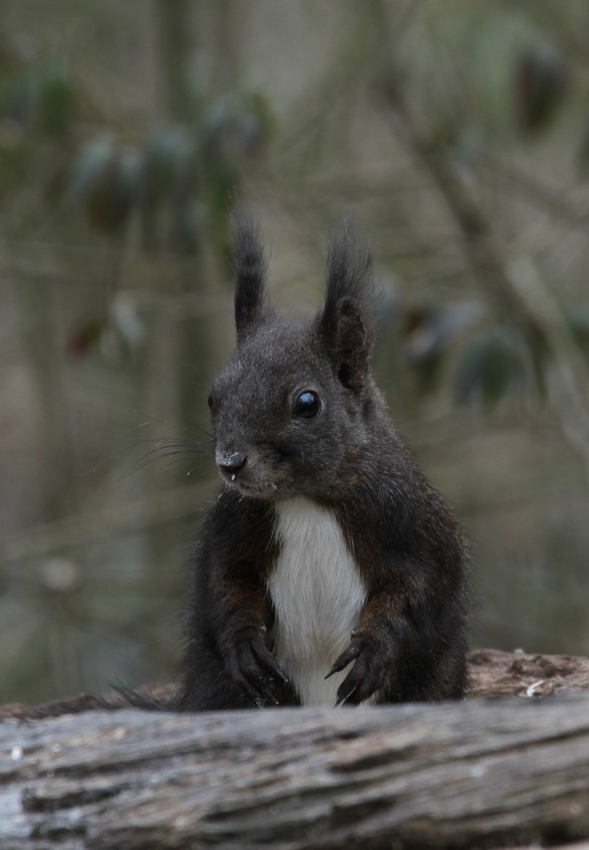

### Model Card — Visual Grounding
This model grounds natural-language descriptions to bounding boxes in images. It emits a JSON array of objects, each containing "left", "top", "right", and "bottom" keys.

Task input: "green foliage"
[
  {"left": 37, "top": 66, "right": 75, "bottom": 135},
  {"left": 455, "top": 328, "right": 523, "bottom": 406},
  {"left": 567, "top": 307, "right": 589, "bottom": 364},
  {"left": 515, "top": 46, "right": 569, "bottom": 135},
  {"left": 204, "top": 91, "right": 273, "bottom": 164},
  {"left": 578, "top": 118, "right": 589, "bottom": 178},
  {"left": 143, "top": 127, "right": 193, "bottom": 203},
  {"left": 0, "top": 63, "right": 76, "bottom": 208},
  {"left": 0, "top": 45, "right": 272, "bottom": 257},
  {"left": 68, "top": 137, "right": 142, "bottom": 235},
  {"left": 402, "top": 303, "right": 482, "bottom": 397},
  {"left": 62, "top": 91, "right": 272, "bottom": 253},
  {"left": 568, "top": 307, "right": 589, "bottom": 343},
  {"left": 411, "top": 7, "right": 571, "bottom": 144},
  {"left": 173, "top": 197, "right": 206, "bottom": 255},
  {"left": 0, "top": 64, "right": 75, "bottom": 136}
]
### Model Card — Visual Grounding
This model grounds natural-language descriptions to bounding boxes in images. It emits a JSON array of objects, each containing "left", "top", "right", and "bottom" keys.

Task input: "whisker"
[
  {"left": 130, "top": 436, "right": 214, "bottom": 451},
  {"left": 130, "top": 439, "right": 213, "bottom": 453},
  {"left": 121, "top": 448, "right": 214, "bottom": 481},
  {"left": 124, "top": 452, "right": 216, "bottom": 496},
  {"left": 122, "top": 449, "right": 210, "bottom": 477},
  {"left": 84, "top": 399, "right": 215, "bottom": 481},
  {"left": 125, "top": 458, "right": 201, "bottom": 499},
  {"left": 128, "top": 410, "right": 212, "bottom": 442}
]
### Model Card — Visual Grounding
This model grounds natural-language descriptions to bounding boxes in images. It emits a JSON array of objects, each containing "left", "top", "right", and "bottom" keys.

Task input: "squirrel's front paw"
[
  {"left": 225, "top": 627, "right": 288, "bottom": 708},
  {"left": 326, "top": 632, "right": 389, "bottom": 706}
]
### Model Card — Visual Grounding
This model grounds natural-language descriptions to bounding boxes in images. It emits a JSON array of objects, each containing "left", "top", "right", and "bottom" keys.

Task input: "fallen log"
[
  {"left": 3, "top": 688, "right": 589, "bottom": 849},
  {"left": 3, "top": 648, "right": 589, "bottom": 721}
]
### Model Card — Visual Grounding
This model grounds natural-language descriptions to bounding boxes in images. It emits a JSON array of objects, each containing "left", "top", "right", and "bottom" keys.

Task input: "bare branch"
[{"left": 381, "top": 90, "right": 589, "bottom": 479}]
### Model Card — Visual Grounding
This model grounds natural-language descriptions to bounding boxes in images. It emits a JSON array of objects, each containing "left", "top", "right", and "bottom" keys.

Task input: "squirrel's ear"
[
  {"left": 318, "top": 222, "right": 376, "bottom": 389},
  {"left": 233, "top": 211, "right": 270, "bottom": 343}
]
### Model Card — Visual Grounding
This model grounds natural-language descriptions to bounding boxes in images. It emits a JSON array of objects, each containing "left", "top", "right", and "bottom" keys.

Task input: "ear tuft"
[
  {"left": 233, "top": 209, "right": 271, "bottom": 343},
  {"left": 325, "top": 219, "right": 375, "bottom": 318},
  {"left": 319, "top": 220, "right": 376, "bottom": 388}
]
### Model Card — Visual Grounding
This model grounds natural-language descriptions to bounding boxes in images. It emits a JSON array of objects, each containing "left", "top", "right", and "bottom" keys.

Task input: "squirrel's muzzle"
[{"left": 216, "top": 448, "right": 247, "bottom": 480}]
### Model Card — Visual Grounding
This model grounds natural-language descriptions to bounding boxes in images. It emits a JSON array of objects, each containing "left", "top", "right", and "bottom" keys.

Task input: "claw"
[
  {"left": 334, "top": 679, "right": 360, "bottom": 707},
  {"left": 241, "top": 675, "right": 275, "bottom": 708},
  {"left": 240, "top": 680, "right": 265, "bottom": 708},
  {"left": 251, "top": 642, "right": 289, "bottom": 684},
  {"left": 229, "top": 635, "right": 289, "bottom": 708},
  {"left": 325, "top": 663, "right": 348, "bottom": 680},
  {"left": 256, "top": 677, "right": 280, "bottom": 706},
  {"left": 325, "top": 644, "right": 360, "bottom": 679}
]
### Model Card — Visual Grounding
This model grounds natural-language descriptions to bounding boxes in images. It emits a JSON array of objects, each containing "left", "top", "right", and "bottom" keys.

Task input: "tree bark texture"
[{"left": 3, "top": 687, "right": 589, "bottom": 849}]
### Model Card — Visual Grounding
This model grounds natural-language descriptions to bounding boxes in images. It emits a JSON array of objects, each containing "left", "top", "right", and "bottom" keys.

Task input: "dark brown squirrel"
[{"left": 178, "top": 214, "right": 470, "bottom": 711}]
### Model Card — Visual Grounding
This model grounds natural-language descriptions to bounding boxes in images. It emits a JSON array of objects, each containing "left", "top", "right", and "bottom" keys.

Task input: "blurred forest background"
[{"left": 2, "top": 0, "right": 589, "bottom": 705}]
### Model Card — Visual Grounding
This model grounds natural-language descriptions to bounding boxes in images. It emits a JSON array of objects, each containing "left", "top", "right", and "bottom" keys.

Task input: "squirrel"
[{"left": 179, "top": 214, "right": 469, "bottom": 710}]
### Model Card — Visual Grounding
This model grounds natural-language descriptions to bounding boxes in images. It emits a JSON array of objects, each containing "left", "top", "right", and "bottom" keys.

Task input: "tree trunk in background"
[
  {"left": 211, "top": 0, "right": 238, "bottom": 95},
  {"left": 14, "top": 268, "right": 75, "bottom": 523},
  {"left": 147, "top": 1, "right": 218, "bottom": 654},
  {"left": 155, "top": 0, "right": 194, "bottom": 123},
  {"left": 152, "top": 0, "right": 234, "bottom": 447}
]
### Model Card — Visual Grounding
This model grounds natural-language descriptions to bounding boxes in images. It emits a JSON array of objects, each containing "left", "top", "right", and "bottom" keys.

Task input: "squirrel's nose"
[{"left": 216, "top": 449, "right": 247, "bottom": 478}]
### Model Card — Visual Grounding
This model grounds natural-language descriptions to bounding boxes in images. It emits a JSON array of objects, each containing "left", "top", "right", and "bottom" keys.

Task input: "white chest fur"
[{"left": 267, "top": 496, "right": 367, "bottom": 706}]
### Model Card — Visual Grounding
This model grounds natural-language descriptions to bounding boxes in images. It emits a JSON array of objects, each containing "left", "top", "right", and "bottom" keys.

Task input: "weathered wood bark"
[
  {"left": 3, "top": 648, "right": 589, "bottom": 721},
  {"left": 3, "top": 690, "right": 589, "bottom": 850}
]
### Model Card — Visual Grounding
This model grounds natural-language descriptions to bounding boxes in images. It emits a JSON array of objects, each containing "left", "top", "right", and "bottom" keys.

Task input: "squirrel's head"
[{"left": 208, "top": 212, "right": 379, "bottom": 500}]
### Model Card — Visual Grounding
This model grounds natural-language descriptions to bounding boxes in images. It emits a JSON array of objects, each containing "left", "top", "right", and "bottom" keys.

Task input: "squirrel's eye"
[
  {"left": 293, "top": 391, "right": 320, "bottom": 419},
  {"left": 207, "top": 393, "right": 214, "bottom": 410}
]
